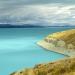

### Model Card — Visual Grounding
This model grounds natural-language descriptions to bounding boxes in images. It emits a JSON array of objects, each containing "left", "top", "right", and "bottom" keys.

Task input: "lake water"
[{"left": 0, "top": 27, "right": 74, "bottom": 75}]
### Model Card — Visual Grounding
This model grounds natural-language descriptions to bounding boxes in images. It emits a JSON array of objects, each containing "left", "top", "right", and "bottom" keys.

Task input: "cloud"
[
  {"left": 0, "top": 2, "right": 75, "bottom": 25},
  {"left": 0, "top": 0, "right": 75, "bottom": 5}
]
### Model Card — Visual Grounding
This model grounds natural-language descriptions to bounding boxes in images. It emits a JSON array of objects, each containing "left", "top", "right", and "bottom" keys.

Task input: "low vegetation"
[
  {"left": 45, "top": 29, "right": 75, "bottom": 50},
  {"left": 11, "top": 57, "right": 75, "bottom": 75}
]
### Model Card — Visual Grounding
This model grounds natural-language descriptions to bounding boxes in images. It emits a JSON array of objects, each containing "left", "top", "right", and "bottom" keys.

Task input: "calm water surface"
[{"left": 0, "top": 27, "right": 74, "bottom": 75}]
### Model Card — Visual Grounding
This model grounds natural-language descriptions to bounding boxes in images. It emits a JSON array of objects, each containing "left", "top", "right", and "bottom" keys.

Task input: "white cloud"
[
  {"left": 72, "top": 16, "right": 75, "bottom": 18},
  {"left": 0, "top": 4, "right": 75, "bottom": 25}
]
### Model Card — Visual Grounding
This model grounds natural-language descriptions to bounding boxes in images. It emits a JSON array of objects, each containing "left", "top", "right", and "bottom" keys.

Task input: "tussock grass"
[{"left": 11, "top": 57, "right": 75, "bottom": 75}]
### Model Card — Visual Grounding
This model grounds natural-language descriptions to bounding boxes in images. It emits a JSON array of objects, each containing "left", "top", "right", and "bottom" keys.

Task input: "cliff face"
[{"left": 11, "top": 57, "right": 75, "bottom": 75}]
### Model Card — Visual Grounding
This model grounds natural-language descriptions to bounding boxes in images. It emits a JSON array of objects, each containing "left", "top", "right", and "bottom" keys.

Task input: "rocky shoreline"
[
  {"left": 37, "top": 40, "right": 75, "bottom": 57},
  {"left": 37, "top": 29, "right": 75, "bottom": 57}
]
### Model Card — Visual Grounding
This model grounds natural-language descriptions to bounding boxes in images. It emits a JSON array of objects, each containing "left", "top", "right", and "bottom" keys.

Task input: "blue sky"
[{"left": 0, "top": 0, "right": 75, "bottom": 26}]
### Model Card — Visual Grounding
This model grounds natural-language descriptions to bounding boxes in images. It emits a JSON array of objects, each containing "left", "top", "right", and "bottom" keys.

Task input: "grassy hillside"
[
  {"left": 11, "top": 57, "right": 75, "bottom": 75},
  {"left": 45, "top": 29, "right": 75, "bottom": 49}
]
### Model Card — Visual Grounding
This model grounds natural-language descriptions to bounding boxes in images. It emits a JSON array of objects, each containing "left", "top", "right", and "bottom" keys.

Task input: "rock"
[
  {"left": 56, "top": 40, "right": 65, "bottom": 47},
  {"left": 49, "top": 43, "right": 55, "bottom": 48},
  {"left": 67, "top": 44, "right": 74, "bottom": 49}
]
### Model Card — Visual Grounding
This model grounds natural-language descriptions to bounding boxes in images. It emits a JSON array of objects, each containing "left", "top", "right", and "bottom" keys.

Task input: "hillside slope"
[
  {"left": 37, "top": 29, "right": 75, "bottom": 56},
  {"left": 11, "top": 57, "right": 75, "bottom": 75}
]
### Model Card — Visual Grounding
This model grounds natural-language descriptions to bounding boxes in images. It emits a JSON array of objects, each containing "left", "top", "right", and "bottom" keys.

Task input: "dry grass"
[
  {"left": 10, "top": 57, "right": 75, "bottom": 75},
  {"left": 47, "top": 29, "right": 75, "bottom": 48}
]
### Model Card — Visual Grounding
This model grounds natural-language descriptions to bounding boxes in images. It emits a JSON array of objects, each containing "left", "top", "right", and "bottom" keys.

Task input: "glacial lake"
[{"left": 0, "top": 27, "right": 74, "bottom": 75}]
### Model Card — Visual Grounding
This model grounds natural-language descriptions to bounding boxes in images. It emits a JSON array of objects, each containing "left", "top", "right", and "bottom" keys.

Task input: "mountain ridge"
[{"left": 0, "top": 23, "right": 75, "bottom": 28}]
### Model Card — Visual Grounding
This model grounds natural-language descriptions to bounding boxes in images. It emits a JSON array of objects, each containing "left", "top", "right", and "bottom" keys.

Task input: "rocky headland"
[{"left": 37, "top": 29, "right": 75, "bottom": 57}]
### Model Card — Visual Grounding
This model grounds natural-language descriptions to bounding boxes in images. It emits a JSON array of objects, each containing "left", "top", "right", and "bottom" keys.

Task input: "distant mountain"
[
  {"left": 0, "top": 24, "right": 45, "bottom": 28},
  {"left": 0, "top": 23, "right": 75, "bottom": 28},
  {"left": 48, "top": 23, "right": 75, "bottom": 27}
]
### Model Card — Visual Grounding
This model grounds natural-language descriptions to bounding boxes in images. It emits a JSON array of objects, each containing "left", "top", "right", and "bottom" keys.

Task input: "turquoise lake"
[{"left": 0, "top": 27, "right": 75, "bottom": 75}]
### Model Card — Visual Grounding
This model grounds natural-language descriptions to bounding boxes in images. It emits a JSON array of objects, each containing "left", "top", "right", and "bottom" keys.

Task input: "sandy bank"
[{"left": 37, "top": 40, "right": 75, "bottom": 57}]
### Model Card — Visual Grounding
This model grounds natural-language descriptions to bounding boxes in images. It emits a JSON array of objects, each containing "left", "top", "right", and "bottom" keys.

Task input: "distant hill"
[
  {"left": 0, "top": 23, "right": 75, "bottom": 28},
  {"left": 0, "top": 24, "right": 45, "bottom": 28}
]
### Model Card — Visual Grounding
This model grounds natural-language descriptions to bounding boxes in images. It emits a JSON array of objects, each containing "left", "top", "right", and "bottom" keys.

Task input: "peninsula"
[{"left": 37, "top": 29, "right": 75, "bottom": 57}]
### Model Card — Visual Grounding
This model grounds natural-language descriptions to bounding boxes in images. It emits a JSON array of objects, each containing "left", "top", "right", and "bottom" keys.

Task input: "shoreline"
[
  {"left": 37, "top": 40, "right": 75, "bottom": 57},
  {"left": 10, "top": 57, "right": 75, "bottom": 75}
]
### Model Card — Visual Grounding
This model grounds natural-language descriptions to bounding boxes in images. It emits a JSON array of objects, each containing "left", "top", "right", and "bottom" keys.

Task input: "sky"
[{"left": 0, "top": 0, "right": 75, "bottom": 26}]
